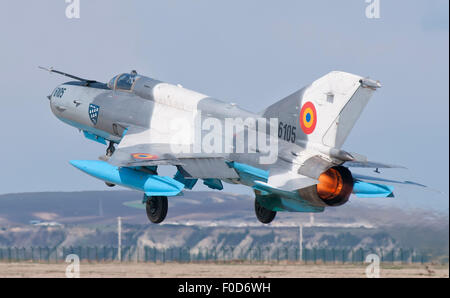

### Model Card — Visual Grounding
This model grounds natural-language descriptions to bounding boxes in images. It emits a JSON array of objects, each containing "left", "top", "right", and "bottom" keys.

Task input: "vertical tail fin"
[{"left": 262, "top": 71, "right": 381, "bottom": 148}]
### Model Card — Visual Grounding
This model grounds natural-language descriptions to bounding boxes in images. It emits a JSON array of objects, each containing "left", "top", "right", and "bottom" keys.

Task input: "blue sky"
[{"left": 0, "top": 0, "right": 448, "bottom": 212}]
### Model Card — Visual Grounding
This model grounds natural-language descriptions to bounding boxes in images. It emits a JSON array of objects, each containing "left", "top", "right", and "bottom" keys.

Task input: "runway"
[{"left": 0, "top": 262, "right": 447, "bottom": 278}]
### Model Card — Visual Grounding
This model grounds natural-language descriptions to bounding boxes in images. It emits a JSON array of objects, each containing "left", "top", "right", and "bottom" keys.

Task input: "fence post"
[
  {"left": 276, "top": 247, "right": 280, "bottom": 264},
  {"left": 162, "top": 248, "right": 165, "bottom": 263},
  {"left": 184, "top": 247, "right": 188, "bottom": 263},
  {"left": 144, "top": 247, "right": 148, "bottom": 263},
  {"left": 7, "top": 247, "right": 11, "bottom": 263}
]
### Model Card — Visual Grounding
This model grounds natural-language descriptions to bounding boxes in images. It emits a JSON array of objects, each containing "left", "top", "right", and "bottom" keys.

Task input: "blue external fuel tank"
[
  {"left": 352, "top": 180, "right": 394, "bottom": 198},
  {"left": 70, "top": 160, "right": 184, "bottom": 197}
]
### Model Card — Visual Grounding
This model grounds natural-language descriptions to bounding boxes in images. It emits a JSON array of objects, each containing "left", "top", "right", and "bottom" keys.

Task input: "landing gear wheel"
[
  {"left": 145, "top": 196, "right": 168, "bottom": 224},
  {"left": 105, "top": 182, "right": 115, "bottom": 187},
  {"left": 255, "top": 200, "right": 276, "bottom": 224}
]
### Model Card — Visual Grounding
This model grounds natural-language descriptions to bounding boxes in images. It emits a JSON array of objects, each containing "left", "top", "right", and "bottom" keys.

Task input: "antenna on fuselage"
[{"left": 38, "top": 66, "right": 98, "bottom": 86}]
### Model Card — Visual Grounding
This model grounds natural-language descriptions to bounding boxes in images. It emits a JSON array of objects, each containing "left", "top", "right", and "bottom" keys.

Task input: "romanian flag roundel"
[{"left": 299, "top": 101, "right": 317, "bottom": 135}]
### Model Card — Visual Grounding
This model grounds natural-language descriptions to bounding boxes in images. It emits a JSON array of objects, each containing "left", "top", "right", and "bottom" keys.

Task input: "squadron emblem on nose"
[{"left": 89, "top": 104, "right": 100, "bottom": 125}]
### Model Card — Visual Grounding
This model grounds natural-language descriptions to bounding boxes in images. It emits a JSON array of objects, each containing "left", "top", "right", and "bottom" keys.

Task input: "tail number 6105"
[{"left": 278, "top": 122, "right": 296, "bottom": 143}]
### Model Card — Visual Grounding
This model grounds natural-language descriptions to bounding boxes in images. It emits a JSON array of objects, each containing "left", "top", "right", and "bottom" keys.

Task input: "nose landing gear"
[
  {"left": 106, "top": 141, "right": 116, "bottom": 157},
  {"left": 102, "top": 142, "right": 117, "bottom": 187}
]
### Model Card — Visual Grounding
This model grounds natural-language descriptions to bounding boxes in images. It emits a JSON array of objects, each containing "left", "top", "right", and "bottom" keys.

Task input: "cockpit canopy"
[{"left": 107, "top": 71, "right": 141, "bottom": 91}]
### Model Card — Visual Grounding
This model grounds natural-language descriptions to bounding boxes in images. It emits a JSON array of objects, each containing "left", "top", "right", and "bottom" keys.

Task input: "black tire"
[
  {"left": 145, "top": 196, "right": 168, "bottom": 224},
  {"left": 255, "top": 200, "right": 276, "bottom": 224},
  {"left": 105, "top": 182, "right": 116, "bottom": 187}
]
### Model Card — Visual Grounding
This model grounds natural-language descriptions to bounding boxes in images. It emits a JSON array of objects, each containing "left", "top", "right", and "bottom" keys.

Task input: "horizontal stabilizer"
[
  {"left": 353, "top": 173, "right": 427, "bottom": 188},
  {"left": 345, "top": 160, "right": 406, "bottom": 169}
]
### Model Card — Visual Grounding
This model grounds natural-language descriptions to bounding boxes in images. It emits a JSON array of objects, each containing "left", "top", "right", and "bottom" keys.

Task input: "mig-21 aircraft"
[{"left": 41, "top": 67, "right": 426, "bottom": 224}]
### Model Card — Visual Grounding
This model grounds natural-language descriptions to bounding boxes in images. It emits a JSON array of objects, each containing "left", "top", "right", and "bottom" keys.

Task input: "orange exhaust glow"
[{"left": 317, "top": 168, "right": 344, "bottom": 200}]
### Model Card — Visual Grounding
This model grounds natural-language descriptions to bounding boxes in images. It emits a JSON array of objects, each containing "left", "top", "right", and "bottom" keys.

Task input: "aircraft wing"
[
  {"left": 108, "top": 124, "right": 240, "bottom": 179},
  {"left": 342, "top": 151, "right": 406, "bottom": 169}
]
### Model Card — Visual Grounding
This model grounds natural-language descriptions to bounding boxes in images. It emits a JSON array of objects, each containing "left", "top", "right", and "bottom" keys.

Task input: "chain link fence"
[{"left": 0, "top": 246, "right": 437, "bottom": 264}]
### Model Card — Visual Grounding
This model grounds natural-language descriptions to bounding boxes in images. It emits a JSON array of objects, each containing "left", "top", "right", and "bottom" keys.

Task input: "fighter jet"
[{"left": 42, "top": 67, "right": 425, "bottom": 224}]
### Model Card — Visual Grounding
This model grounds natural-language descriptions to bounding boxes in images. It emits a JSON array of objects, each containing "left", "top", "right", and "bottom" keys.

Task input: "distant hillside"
[
  {"left": 0, "top": 190, "right": 447, "bottom": 227},
  {"left": 0, "top": 191, "right": 448, "bottom": 261}
]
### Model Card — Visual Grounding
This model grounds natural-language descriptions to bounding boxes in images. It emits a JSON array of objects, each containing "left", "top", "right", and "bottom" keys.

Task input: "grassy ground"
[{"left": 0, "top": 262, "right": 448, "bottom": 278}]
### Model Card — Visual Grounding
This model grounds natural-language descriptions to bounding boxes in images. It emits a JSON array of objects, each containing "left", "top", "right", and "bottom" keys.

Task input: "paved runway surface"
[{"left": 0, "top": 262, "right": 448, "bottom": 278}]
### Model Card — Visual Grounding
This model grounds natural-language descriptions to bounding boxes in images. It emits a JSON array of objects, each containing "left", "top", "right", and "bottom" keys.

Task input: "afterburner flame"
[{"left": 317, "top": 168, "right": 344, "bottom": 200}]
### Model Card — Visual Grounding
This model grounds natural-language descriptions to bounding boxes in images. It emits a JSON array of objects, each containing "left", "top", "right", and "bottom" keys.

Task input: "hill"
[{"left": 0, "top": 191, "right": 448, "bottom": 261}]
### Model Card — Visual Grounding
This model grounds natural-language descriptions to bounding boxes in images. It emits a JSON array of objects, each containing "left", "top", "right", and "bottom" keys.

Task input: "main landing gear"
[
  {"left": 144, "top": 195, "right": 168, "bottom": 224},
  {"left": 255, "top": 200, "right": 277, "bottom": 224}
]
